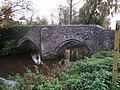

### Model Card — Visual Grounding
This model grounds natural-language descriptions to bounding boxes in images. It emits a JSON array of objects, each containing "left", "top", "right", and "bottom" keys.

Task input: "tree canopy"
[
  {"left": 0, "top": 0, "right": 33, "bottom": 20},
  {"left": 79, "top": 0, "right": 120, "bottom": 26}
]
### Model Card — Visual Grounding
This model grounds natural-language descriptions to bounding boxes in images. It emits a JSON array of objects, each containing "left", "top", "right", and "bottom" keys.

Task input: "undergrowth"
[{"left": 1, "top": 50, "right": 120, "bottom": 90}]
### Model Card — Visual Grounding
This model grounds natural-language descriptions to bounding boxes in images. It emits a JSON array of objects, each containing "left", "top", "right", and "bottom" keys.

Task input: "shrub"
[
  {"left": 6, "top": 65, "right": 45, "bottom": 90},
  {"left": 0, "top": 40, "right": 17, "bottom": 55},
  {"left": 0, "top": 26, "right": 30, "bottom": 55},
  {"left": 1, "top": 50, "right": 120, "bottom": 90},
  {"left": 63, "top": 70, "right": 112, "bottom": 90}
]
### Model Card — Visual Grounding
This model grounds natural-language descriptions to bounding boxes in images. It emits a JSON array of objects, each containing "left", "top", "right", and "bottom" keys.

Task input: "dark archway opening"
[
  {"left": 55, "top": 40, "right": 90, "bottom": 62},
  {"left": 19, "top": 39, "right": 39, "bottom": 54},
  {"left": 0, "top": 40, "right": 39, "bottom": 78}
]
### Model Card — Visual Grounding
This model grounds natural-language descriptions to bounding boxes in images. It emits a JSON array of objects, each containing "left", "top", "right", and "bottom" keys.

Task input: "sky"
[
  {"left": 0, "top": 0, "right": 120, "bottom": 29},
  {"left": 32, "top": 0, "right": 120, "bottom": 29},
  {"left": 110, "top": 14, "right": 120, "bottom": 29},
  {"left": 33, "top": 0, "right": 84, "bottom": 15},
  {"left": 32, "top": 0, "right": 84, "bottom": 24}
]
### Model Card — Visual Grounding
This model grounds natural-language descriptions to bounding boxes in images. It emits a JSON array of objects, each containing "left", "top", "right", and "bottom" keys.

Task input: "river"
[{"left": 0, "top": 54, "right": 58, "bottom": 78}]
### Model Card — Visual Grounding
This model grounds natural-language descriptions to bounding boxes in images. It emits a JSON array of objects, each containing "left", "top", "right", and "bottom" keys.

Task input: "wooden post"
[{"left": 112, "top": 21, "right": 120, "bottom": 86}]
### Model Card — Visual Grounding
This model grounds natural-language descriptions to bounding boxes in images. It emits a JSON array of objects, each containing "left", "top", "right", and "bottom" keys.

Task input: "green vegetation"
[
  {"left": 0, "top": 26, "right": 30, "bottom": 55},
  {"left": 1, "top": 50, "right": 120, "bottom": 90}
]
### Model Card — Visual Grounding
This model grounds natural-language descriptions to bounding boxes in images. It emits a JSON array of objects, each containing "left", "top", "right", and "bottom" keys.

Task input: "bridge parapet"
[{"left": 18, "top": 25, "right": 114, "bottom": 59}]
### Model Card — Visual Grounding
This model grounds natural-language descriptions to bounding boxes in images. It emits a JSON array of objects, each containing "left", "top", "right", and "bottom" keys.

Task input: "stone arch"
[
  {"left": 18, "top": 38, "right": 39, "bottom": 52},
  {"left": 54, "top": 39, "right": 90, "bottom": 61}
]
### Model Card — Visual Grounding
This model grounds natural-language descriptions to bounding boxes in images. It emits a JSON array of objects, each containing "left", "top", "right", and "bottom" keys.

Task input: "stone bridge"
[{"left": 18, "top": 25, "right": 114, "bottom": 61}]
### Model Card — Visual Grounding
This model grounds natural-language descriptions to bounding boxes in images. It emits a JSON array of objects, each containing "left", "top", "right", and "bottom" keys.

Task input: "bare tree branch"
[
  {"left": 0, "top": 0, "right": 33, "bottom": 19},
  {"left": 72, "top": 0, "right": 81, "bottom": 7},
  {"left": 66, "top": 0, "right": 82, "bottom": 24}
]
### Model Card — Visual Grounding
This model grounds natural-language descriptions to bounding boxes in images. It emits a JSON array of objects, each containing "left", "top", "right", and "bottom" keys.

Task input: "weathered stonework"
[{"left": 18, "top": 25, "right": 114, "bottom": 58}]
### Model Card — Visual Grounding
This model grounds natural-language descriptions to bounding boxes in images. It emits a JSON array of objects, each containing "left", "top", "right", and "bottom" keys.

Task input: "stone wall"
[{"left": 18, "top": 25, "right": 114, "bottom": 58}]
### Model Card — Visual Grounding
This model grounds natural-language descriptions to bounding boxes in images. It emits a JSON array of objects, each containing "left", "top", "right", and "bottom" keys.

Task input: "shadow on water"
[
  {"left": 0, "top": 47, "right": 90, "bottom": 78},
  {"left": 0, "top": 54, "right": 58, "bottom": 78},
  {"left": 0, "top": 54, "right": 33, "bottom": 78}
]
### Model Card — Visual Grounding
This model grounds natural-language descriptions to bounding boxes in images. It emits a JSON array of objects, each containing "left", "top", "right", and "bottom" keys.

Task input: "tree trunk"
[{"left": 70, "top": 0, "right": 72, "bottom": 24}]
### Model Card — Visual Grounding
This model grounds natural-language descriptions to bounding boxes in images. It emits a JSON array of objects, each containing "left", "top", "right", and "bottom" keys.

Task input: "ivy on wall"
[{"left": 0, "top": 26, "right": 30, "bottom": 55}]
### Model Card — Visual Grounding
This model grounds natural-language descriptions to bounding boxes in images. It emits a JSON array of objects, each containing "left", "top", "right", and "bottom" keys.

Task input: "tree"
[
  {"left": 58, "top": 5, "right": 70, "bottom": 25},
  {"left": 31, "top": 16, "right": 48, "bottom": 25},
  {"left": 79, "top": 0, "right": 120, "bottom": 26},
  {"left": 66, "top": 0, "right": 80, "bottom": 24},
  {"left": 0, "top": 0, "right": 33, "bottom": 20},
  {"left": 37, "top": 17, "right": 48, "bottom": 25},
  {"left": 50, "top": 13, "right": 55, "bottom": 25},
  {"left": 58, "top": 5, "right": 78, "bottom": 25},
  {"left": 0, "top": 0, "right": 33, "bottom": 27}
]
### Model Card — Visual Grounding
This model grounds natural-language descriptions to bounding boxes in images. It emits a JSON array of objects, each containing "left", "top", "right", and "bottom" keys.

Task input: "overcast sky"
[
  {"left": 33, "top": 0, "right": 83, "bottom": 15},
  {"left": 0, "top": 0, "right": 120, "bottom": 29},
  {"left": 33, "top": 0, "right": 120, "bottom": 29},
  {"left": 33, "top": 0, "right": 119, "bottom": 29},
  {"left": 31, "top": 0, "right": 84, "bottom": 24}
]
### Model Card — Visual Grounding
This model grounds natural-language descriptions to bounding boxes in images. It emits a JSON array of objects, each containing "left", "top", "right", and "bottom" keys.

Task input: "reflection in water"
[
  {"left": 0, "top": 54, "right": 34, "bottom": 78},
  {"left": 31, "top": 53, "right": 42, "bottom": 64},
  {"left": 0, "top": 42, "right": 90, "bottom": 78},
  {"left": 0, "top": 54, "right": 57, "bottom": 78}
]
